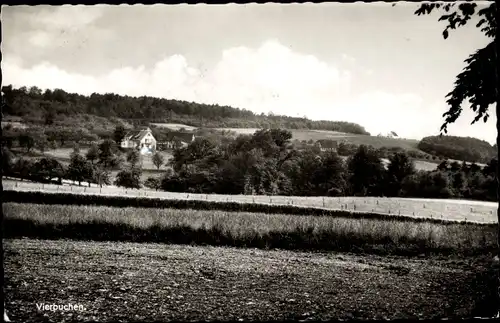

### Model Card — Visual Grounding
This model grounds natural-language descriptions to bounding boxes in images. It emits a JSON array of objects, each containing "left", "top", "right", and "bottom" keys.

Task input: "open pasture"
[
  {"left": 3, "top": 179, "right": 497, "bottom": 224},
  {"left": 151, "top": 123, "right": 198, "bottom": 131},
  {"left": 41, "top": 148, "right": 173, "bottom": 171},
  {"left": 213, "top": 128, "right": 423, "bottom": 151}
]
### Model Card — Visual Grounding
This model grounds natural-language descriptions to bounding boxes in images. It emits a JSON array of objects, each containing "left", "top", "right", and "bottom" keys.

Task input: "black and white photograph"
[{"left": 1, "top": 1, "right": 499, "bottom": 321}]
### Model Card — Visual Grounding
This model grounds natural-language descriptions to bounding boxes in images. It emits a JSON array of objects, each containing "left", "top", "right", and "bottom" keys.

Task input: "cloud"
[
  {"left": 2, "top": 39, "right": 496, "bottom": 144},
  {"left": 32, "top": 5, "right": 105, "bottom": 31}
]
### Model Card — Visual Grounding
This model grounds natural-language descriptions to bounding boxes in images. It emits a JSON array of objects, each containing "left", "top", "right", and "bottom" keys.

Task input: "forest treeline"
[
  {"left": 418, "top": 135, "right": 496, "bottom": 164},
  {"left": 1, "top": 85, "right": 370, "bottom": 134}
]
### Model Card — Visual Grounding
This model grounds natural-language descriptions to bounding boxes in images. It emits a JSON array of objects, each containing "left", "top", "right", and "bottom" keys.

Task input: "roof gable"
[{"left": 123, "top": 127, "right": 154, "bottom": 142}]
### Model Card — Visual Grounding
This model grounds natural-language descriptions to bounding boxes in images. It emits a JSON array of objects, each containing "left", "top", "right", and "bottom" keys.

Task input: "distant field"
[
  {"left": 212, "top": 128, "right": 422, "bottom": 151},
  {"left": 151, "top": 123, "right": 198, "bottom": 131},
  {"left": 3, "top": 179, "right": 497, "bottom": 224}
]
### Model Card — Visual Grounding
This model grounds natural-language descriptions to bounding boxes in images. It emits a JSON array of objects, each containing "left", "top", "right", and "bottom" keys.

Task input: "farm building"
[
  {"left": 121, "top": 127, "right": 157, "bottom": 155},
  {"left": 316, "top": 139, "right": 338, "bottom": 152},
  {"left": 157, "top": 131, "right": 195, "bottom": 150}
]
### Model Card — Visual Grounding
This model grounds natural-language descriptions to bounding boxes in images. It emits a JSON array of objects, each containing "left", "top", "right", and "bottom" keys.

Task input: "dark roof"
[{"left": 123, "top": 127, "right": 153, "bottom": 142}]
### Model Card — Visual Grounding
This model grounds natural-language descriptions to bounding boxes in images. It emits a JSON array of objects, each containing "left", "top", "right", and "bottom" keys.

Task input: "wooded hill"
[
  {"left": 1, "top": 85, "right": 370, "bottom": 135},
  {"left": 418, "top": 135, "right": 497, "bottom": 164}
]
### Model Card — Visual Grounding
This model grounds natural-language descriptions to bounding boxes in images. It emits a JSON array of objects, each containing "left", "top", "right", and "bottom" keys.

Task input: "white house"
[{"left": 121, "top": 127, "right": 157, "bottom": 155}]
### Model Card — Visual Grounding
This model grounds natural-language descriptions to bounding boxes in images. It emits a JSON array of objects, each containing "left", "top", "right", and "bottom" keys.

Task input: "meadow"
[
  {"left": 3, "top": 202, "right": 497, "bottom": 257},
  {"left": 3, "top": 179, "right": 497, "bottom": 224},
  {"left": 152, "top": 123, "right": 426, "bottom": 152},
  {"left": 41, "top": 148, "right": 173, "bottom": 171}
]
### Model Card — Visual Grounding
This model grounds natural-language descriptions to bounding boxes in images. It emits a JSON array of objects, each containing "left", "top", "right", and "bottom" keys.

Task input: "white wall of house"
[{"left": 139, "top": 132, "right": 156, "bottom": 151}]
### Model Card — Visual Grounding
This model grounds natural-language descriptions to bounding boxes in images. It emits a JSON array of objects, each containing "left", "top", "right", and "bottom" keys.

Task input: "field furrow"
[{"left": 3, "top": 239, "right": 497, "bottom": 322}]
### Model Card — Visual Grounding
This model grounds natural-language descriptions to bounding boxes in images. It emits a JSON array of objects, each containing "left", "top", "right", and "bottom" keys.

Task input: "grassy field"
[
  {"left": 151, "top": 122, "right": 198, "bottom": 131},
  {"left": 3, "top": 180, "right": 497, "bottom": 224},
  {"left": 154, "top": 125, "right": 424, "bottom": 152},
  {"left": 212, "top": 127, "right": 423, "bottom": 151},
  {"left": 3, "top": 202, "right": 497, "bottom": 256},
  {"left": 40, "top": 148, "right": 173, "bottom": 171},
  {"left": 4, "top": 239, "right": 497, "bottom": 321}
]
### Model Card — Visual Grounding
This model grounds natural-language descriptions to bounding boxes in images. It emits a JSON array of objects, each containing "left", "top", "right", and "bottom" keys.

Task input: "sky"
[{"left": 1, "top": 3, "right": 496, "bottom": 144}]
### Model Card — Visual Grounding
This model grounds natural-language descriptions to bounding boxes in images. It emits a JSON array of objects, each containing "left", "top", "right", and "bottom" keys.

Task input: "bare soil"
[{"left": 3, "top": 238, "right": 498, "bottom": 322}]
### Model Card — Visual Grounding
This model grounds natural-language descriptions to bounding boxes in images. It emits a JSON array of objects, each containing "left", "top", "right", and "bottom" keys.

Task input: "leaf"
[
  {"left": 443, "top": 29, "right": 449, "bottom": 39},
  {"left": 476, "top": 18, "right": 486, "bottom": 28}
]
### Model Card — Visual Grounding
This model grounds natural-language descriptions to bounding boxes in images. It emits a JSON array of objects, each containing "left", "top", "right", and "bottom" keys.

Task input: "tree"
[
  {"left": 152, "top": 152, "right": 165, "bottom": 170},
  {"left": 416, "top": 2, "right": 499, "bottom": 299},
  {"left": 12, "top": 158, "right": 34, "bottom": 181},
  {"left": 415, "top": 2, "right": 496, "bottom": 133},
  {"left": 67, "top": 153, "right": 94, "bottom": 186},
  {"left": 144, "top": 177, "right": 161, "bottom": 191},
  {"left": 35, "top": 134, "right": 50, "bottom": 153},
  {"left": 98, "top": 139, "right": 120, "bottom": 169},
  {"left": 385, "top": 152, "right": 416, "bottom": 196},
  {"left": 32, "top": 158, "right": 65, "bottom": 184},
  {"left": 92, "top": 165, "right": 111, "bottom": 188},
  {"left": 115, "top": 167, "right": 142, "bottom": 189},
  {"left": 18, "top": 133, "right": 35, "bottom": 153},
  {"left": 86, "top": 144, "right": 99, "bottom": 165},
  {"left": 113, "top": 124, "right": 127, "bottom": 145},
  {"left": 126, "top": 149, "right": 141, "bottom": 167},
  {"left": 347, "top": 145, "right": 386, "bottom": 196},
  {"left": 317, "top": 151, "right": 347, "bottom": 196},
  {"left": 44, "top": 109, "right": 55, "bottom": 125}
]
